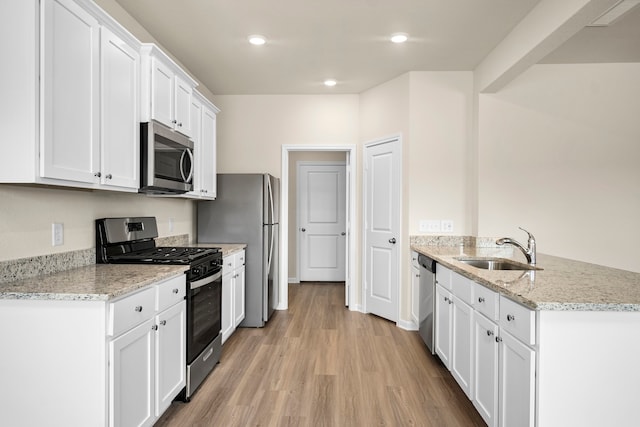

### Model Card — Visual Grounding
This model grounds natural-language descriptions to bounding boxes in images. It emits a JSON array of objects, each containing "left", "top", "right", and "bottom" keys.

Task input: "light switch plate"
[
  {"left": 441, "top": 220, "right": 454, "bottom": 233},
  {"left": 420, "top": 220, "right": 441, "bottom": 232}
]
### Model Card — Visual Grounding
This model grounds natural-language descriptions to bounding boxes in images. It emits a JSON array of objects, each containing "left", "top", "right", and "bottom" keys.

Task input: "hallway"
[{"left": 156, "top": 282, "right": 485, "bottom": 426}]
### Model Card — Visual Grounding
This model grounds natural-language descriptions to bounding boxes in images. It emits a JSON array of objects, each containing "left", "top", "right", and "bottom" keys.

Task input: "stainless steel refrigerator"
[{"left": 197, "top": 174, "right": 279, "bottom": 327}]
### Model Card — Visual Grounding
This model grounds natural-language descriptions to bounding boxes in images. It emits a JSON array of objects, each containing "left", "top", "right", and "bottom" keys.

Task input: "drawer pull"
[
  {"left": 506, "top": 314, "right": 516, "bottom": 322},
  {"left": 152, "top": 324, "right": 158, "bottom": 331},
  {"left": 495, "top": 336, "right": 503, "bottom": 343},
  {"left": 172, "top": 288, "right": 179, "bottom": 294},
  {"left": 486, "top": 330, "right": 494, "bottom": 336},
  {"left": 134, "top": 306, "right": 143, "bottom": 312},
  {"left": 160, "top": 320, "right": 167, "bottom": 326},
  {"left": 478, "top": 297, "right": 485, "bottom": 303}
]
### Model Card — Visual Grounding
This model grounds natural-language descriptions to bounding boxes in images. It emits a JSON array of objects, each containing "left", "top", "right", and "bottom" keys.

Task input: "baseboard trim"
[{"left": 397, "top": 318, "right": 418, "bottom": 331}]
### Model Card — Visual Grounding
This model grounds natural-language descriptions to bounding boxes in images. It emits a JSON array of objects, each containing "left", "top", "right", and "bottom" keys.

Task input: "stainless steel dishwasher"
[{"left": 418, "top": 254, "right": 436, "bottom": 353}]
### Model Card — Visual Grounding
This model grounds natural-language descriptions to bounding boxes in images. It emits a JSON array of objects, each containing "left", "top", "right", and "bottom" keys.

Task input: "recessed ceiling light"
[
  {"left": 248, "top": 35, "right": 266, "bottom": 45},
  {"left": 324, "top": 79, "right": 337, "bottom": 87},
  {"left": 390, "top": 33, "right": 409, "bottom": 43}
]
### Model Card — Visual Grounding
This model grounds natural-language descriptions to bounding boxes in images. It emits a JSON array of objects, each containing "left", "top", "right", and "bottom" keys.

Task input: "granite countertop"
[
  {"left": 411, "top": 245, "right": 640, "bottom": 312},
  {"left": 195, "top": 243, "right": 246, "bottom": 257},
  {"left": 0, "top": 264, "right": 188, "bottom": 302}
]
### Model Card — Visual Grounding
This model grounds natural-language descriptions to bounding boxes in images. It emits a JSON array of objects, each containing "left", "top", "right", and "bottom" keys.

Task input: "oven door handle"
[{"left": 190, "top": 270, "right": 222, "bottom": 290}]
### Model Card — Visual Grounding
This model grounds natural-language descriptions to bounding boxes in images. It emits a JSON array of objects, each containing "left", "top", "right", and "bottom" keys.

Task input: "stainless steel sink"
[{"left": 454, "top": 257, "right": 542, "bottom": 271}]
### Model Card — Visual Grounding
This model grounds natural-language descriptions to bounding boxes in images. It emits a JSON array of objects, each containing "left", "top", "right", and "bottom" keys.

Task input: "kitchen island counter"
[{"left": 412, "top": 244, "right": 640, "bottom": 312}]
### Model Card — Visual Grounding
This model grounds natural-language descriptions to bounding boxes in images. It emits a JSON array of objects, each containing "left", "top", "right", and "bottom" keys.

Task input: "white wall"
[
  {"left": 477, "top": 63, "right": 640, "bottom": 272},
  {"left": 409, "top": 71, "right": 474, "bottom": 236},
  {"left": 214, "top": 95, "right": 359, "bottom": 176},
  {"left": 0, "top": 185, "right": 194, "bottom": 261}
]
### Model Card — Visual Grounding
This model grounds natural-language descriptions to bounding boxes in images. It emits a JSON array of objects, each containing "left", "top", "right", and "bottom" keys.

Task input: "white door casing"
[
  {"left": 298, "top": 162, "right": 346, "bottom": 282},
  {"left": 364, "top": 137, "right": 401, "bottom": 322}
]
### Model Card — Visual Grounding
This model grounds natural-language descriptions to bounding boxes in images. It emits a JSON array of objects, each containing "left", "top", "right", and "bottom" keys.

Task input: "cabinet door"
[
  {"left": 174, "top": 76, "right": 192, "bottom": 137},
  {"left": 100, "top": 26, "right": 139, "bottom": 190},
  {"left": 435, "top": 284, "right": 452, "bottom": 369},
  {"left": 155, "top": 301, "right": 186, "bottom": 417},
  {"left": 499, "top": 331, "right": 535, "bottom": 427},
  {"left": 473, "top": 313, "right": 499, "bottom": 427},
  {"left": 109, "top": 319, "right": 155, "bottom": 427},
  {"left": 200, "top": 105, "right": 217, "bottom": 199},
  {"left": 221, "top": 270, "right": 234, "bottom": 344},
  {"left": 41, "top": 0, "right": 100, "bottom": 183},
  {"left": 234, "top": 265, "right": 246, "bottom": 327},
  {"left": 186, "top": 96, "right": 202, "bottom": 197},
  {"left": 150, "top": 57, "right": 174, "bottom": 128},
  {"left": 451, "top": 296, "right": 473, "bottom": 399}
]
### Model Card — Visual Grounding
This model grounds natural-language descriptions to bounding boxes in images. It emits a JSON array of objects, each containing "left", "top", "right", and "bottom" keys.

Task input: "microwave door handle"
[
  {"left": 185, "top": 149, "right": 194, "bottom": 183},
  {"left": 179, "top": 150, "right": 187, "bottom": 182}
]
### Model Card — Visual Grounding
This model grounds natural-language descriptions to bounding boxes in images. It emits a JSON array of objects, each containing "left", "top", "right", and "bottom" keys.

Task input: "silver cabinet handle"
[
  {"left": 105, "top": 174, "right": 112, "bottom": 180},
  {"left": 416, "top": 274, "right": 420, "bottom": 278},
  {"left": 478, "top": 297, "right": 485, "bottom": 303},
  {"left": 444, "top": 296, "right": 449, "bottom": 302},
  {"left": 449, "top": 299, "right": 453, "bottom": 305},
  {"left": 178, "top": 122, "right": 183, "bottom": 127},
  {"left": 486, "top": 330, "right": 494, "bottom": 336},
  {"left": 507, "top": 314, "right": 516, "bottom": 322},
  {"left": 160, "top": 320, "right": 167, "bottom": 326},
  {"left": 495, "top": 336, "right": 503, "bottom": 343},
  {"left": 134, "top": 306, "right": 143, "bottom": 312},
  {"left": 301, "top": 228, "right": 306, "bottom": 232},
  {"left": 389, "top": 238, "right": 396, "bottom": 244},
  {"left": 172, "top": 288, "right": 179, "bottom": 294},
  {"left": 171, "top": 119, "right": 177, "bottom": 124},
  {"left": 94, "top": 172, "right": 101, "bottom": 177},
  {"left": 152, "top": 324, "right": 158, "bottom": 331}
]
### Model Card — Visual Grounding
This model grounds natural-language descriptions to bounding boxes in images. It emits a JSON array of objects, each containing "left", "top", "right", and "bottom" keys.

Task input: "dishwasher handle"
[{"left": 417, "top": 254, "right": 436, "bottom": 273}]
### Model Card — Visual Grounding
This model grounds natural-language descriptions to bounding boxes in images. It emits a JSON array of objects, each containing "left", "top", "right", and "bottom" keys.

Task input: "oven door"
[{"left": 186, "top": 268, "right": 222, "bottom": 363}]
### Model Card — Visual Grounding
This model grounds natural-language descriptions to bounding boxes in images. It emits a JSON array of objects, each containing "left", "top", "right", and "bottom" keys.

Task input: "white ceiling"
[{"left": 112, "top": 0, "right": 639, "bottom": 95}]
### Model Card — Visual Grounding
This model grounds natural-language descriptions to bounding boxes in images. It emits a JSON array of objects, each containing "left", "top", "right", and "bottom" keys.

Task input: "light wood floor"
[{"left": 156, "top": 282, "right": 486, "bottom": 427}]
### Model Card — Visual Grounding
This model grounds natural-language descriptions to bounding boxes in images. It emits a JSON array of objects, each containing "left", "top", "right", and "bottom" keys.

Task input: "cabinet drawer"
[
  {"left": 234, "top": 250, "right": 245, "bottom": 267},
  {"left": 436, "top": 264, "right": 452, "bottom": 290},
  {"left": 156, "top": 274, "right": 186, "bottom": 312},
  {"left": 473, "top": 282, "right": 499, "bottom": 321},
  {"left": 223, "top": 254, "right": 235, "bottom": 273},
  {"left": 451, "top": 271, "right": 473, "bottom": 305},
  {"left": 500, "top": 296, "right": 536, "bottom": 346},
  {"left": 108, "top": 287, "right": 155, "bottom": 337}
]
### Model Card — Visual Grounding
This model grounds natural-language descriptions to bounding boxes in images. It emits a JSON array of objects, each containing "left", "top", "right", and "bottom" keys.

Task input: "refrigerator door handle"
[{"left": 267, "top": 176, "right": 275, "bottom": 225}]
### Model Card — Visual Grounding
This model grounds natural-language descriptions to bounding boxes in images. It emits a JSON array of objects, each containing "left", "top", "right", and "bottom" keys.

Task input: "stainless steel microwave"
[{"left": 140, "top": 120, "right": 194, "bottom": 194}]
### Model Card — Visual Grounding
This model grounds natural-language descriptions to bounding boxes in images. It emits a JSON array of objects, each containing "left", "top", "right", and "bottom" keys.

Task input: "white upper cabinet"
[
  {"left": 0, "top": 0, "right": 141, "bottom": 192},
  {"left": 41, "top": 0, "right": 100, "bottom": 184},
  {"left": 183, "top": 90, "right": 219, "bottom": 200},
  {"left": 100, "top": 26, "right": 140, "bottom": 190},
  {"left": 140, "top": 44, "right": 197, "bottom": 138}
]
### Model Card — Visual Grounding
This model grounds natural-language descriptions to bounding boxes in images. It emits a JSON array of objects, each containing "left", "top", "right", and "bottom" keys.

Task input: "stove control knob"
[{"left": 192, "top": 267, "right": 201, "bottom": 276}]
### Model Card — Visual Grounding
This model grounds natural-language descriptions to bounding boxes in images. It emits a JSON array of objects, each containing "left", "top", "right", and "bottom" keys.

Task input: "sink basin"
[{"left": 455, "top": 257, "right": 541, "bottom": 271}]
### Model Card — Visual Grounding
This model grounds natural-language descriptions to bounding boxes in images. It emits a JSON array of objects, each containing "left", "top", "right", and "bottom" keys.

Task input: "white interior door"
[
  {"left": 364, "top": 138, "right": 401, "bottom": 322},
  {"left": 298, "top": 162, "right": 346, "bottom": 282}
]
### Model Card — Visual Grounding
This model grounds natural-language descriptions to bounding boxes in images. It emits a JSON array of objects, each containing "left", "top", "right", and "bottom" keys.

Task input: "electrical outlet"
[
  {"left": 441, "top": 220, "right": 454, "bottom": 233},
  {"left": 52, "top": 223, "right": 64, "bottom": 246},
  {"left": 420, "top": 220, "right": 440, "bottom": 232}
]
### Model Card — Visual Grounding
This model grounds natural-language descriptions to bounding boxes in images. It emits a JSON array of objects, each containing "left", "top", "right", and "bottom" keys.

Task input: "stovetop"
[{"left": 107, "top": 246, "right": 220, "bottom": 265}]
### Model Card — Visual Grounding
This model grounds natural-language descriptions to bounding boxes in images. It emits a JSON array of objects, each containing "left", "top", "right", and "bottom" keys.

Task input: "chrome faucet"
[{"left": 496, "top": 227, "right": 536, "bottom": 266}]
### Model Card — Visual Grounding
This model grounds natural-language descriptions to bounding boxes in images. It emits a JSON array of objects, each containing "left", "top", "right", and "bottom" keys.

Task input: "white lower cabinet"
[
  {"left": 222, "top": 249, "right": 246, "bottom": 343},
  {"left": 434, "top": 264, "right": 536, "bottom": 427},
  {"left": 435, "top": 266, "right": 474, "bottom": 399},
  {"left": 109, "top": 274, "right": 186, "bottom": 427},
  {"left": 410, "top": 251, "right": 420, "bottom": 326},
  {"left": 470, "top": 283, "right": 536, "bottom": 427}
]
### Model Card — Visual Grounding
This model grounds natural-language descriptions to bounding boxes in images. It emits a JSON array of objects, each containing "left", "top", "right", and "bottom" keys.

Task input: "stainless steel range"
[{"left": 96, "top": 217, "right": 222, "bottom": 401}]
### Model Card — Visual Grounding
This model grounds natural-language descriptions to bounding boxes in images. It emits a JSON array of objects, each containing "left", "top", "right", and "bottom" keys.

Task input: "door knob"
[
  {"left": 389, "top": 237, "right": 396, "bottom": 244},
  {"left": 301, "top": 228, "right": 306, "bottom": 232}
]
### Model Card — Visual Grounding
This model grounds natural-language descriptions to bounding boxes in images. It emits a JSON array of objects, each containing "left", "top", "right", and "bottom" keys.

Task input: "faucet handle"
[{"left": 518, "top": 227, "right": 535, "bottom": 241}]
